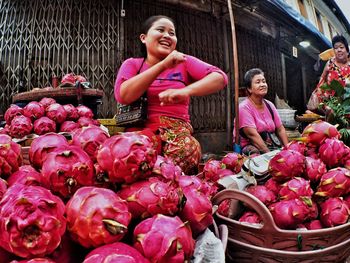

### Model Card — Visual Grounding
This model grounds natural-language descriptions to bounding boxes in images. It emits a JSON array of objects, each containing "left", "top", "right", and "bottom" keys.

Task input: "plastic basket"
[
  {"left": 98, "top": 118, "right": 125, "bottom": 135},
  {"left": 212, "top": 189, "right": 350, "bottom": 263},
  {"left": 277, "top": 109, "right": 297, "bottom": 128}
]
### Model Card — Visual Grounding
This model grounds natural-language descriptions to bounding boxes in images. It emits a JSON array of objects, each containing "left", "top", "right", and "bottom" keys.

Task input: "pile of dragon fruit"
[
  {"left": 233, "top": 120, "right": 350, "bottom": 230},
  {"left": 1, "top": 97, "right": 99, "bottom": 138},
  {"left": 0, "top": 106, "right": 245, "bottom": 262}
]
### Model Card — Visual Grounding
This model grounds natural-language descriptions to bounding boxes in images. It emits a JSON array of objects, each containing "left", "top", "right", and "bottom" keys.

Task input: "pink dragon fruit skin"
[
  {"left": 9, "top": 115, "right": 33, "bottom": 138},
  {"left": 45, "top": 103, "right": 67, "bottom": 124},
  {"left": 4, "top": 104, "right": 23, "bottom": 125},
  {"left": 268, "top": 199, "right": 312, "bottom": 229},
  {"left": 304, "top": 157, "right": 327, "bottom": 184},
  {"left": 29, "top": 133, "right": 69, "bottom": 170},
  {"left": 83, "top": 242, "right": 150, "bottom": 263},
  {"left": 246, "top": 185, "right": 277, "bottom": 205},
  {"left": 0, "top": 134, "right": 22, "bottom": 178},
  {"left": 278, "top": 177, "right": 313, "bottom": 200},
  {"left": 305, "top": 219, "right": 323, "bottom": 230},
  {"left": 0, "top": 178, "right": 7, "bottom": 200},
  {"left": 264, "top": 178, "right": 282, "bottom": 195},
  {"left": 118, "top": 177, "right": 183, "bottom": 219},
  {"left": 7, "top": 165, "right": 49, "bottom": 189},
  {"left": 23, "top": 101, "right": 45, "bottom": 121},
  {"left": 315, "top": 167, "right": 350, "bottom": 198},
  {"left": 42, "top": 145, "right": 95, "bottom": 199},
  {"left": 318, "top": 138, "right": 350, "bottom": 168},
  {"left": 10, "top": 259, "right": 56, "bottom": 263},
  {"left": 39, "top": 97, "right": 56, "bottom": 110},
  {"left": 59, "top": 121, "right": 80, "bottom": 133},
  {"left": 301, "top": 120, "right": 340, "bottom": 146},
  {"left": 203, "top": 159, "right": 233, "bottom": 183},
  {"left": 269, "top": 150, "right": 306, "bottom": 182},
  {"left": 178, "top": 175, "right": 218, "bottom": 198},
  {"left": 71, "top": 126, "right": 109, "bottom": 162},
  {"left": 96, "top": 132, "right": 157, "bottom": 184},
  {"left": 33, "top": 117, "right": 57, "bottom": 135},
  {"left": 133, "top": 214, "right": 195, "bottom": 263},
  {"left": 319, "top": 197, "right": 350, "bottom": 227},
  {"left": 76, "top": 105, "right": 94, "bottom": 119},
  {"left": 239, "top": 211, "right": 262, "bottom": 224},
  {"left": 77, "top": 117, "right": 99, "bottom": 127},
  {"left": 152, "top": 155, "right": 183, "bottom": 182},
  {"left": 63, "top": 104, "right": 79, "bottom": 121},
  {"left": 66, "top": 186, "right": 132, "bottom": 248},
  {"left": 283, "top": 141, "right": 307, "bottom": 155},
  {"left": 0, "top": 184, "right": 66, "bottom": 259},
  {"left": 178, "top": 186, "right": 213, "bottom": 237},
  {"left": 221, "top": 152, "right": 244, "bottom": 174}
]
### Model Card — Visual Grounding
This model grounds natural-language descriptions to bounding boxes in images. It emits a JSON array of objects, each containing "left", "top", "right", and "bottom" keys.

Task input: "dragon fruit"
[
  {"left": 0, "top": 184, "right": 66, "bottom": 258},
  {"left": 59, "top": 121, "right": 80, "bottom": 132},
  {"left": 42, "top": 145, "right": 95, "bottom": 199},
  {"left": 9, "top": 115, "right": 33, "bottom": 138},
  {"left": 304, "top": 157, "right": 327, "bottom": 184},
  {"left": 7, "top": 165, "right": 49, "bottom": 189},
  {"left": 319, "top": 197, "right": 350, "bottom": 227},
  {"left": 203, "top": 159, "right": 233, "bottom": 183},
  {"left": 269, "top": 150, "right": 305, "bottom": 182},
  {"left": 264, "top": 178, "right": 282, "bottom": 195},
  {"left": 29, "top": 133, "right": 69, "bottom": 169},
  {"left": 246, "top": 185, "right": 277, "bottom": 205},
  {"left": 118, "top": 177, "right": 183, "bottom": 219},
  {"left": 61, "top": 73, "right": 77, "bottom": 85},
  {"left": 96, "top": 132, "right": 157, "bottom": 184},
  {"left": 178, "top": 175, "right": 218, "bottom": 198},
  {"left": 33, "top": 117, "right": 57, "bottom": 135},
  {"left": 83, "top": 242, "right": 150, "bottom": 263},
  {"left": 4, "top": 104, "right": 23, "bottom": 125},
  {"left": 93, "top": 163, "right": 111, "bottom": 189},
  {"left": 305, "top": 146, "right": 319, "bottom": 159},
  {"left": 318, "top": 138, "right": 350, "bottom": 168},
  {"left": 152, "top": 155, "right": 183, "bottom": 181},
  {"left": 178, "top": 185, "right": 213, "bottom": 237},
  {"left": 10, "top": 259, "right": 56, "bottom": 263},
  {"left": 305, "top": 219, "right": 323, "bottom": 230},
  {"left": 133, "top": 214, "right": 195, "bottom": 263},
  {"left": 283, "top": 141, "right": 307, "bottom": 155},
  {"left": 300, "top": 120, "right": 340, "bottom": 146},
  {"left": 221, "top": 152, "right": 244, "bottom": 174},
  {"left": 0, "top": 178, "right": 7, "bottom": 200},
  {"left": 71, "top": 126, "right": 109, "bottom": 161},
  {"left": 315, "top": 167, "right": 350, "bottom": 198},
  {"left": 63, "top": 104, "right": 79, "bottom": 121},
  {"left": 66, "top": 186, "right": 132, "bottom": 248},
  {"left": 23, "top": 101, "right": 45, "bottom": 121},
  {"left": 76, "top": 105, "right": 94, "bottom": 119},
  {"left": 278, "top": 177, "right": 313, "bottom": 200},
  {"left": 39, "top": 97, "right": 56, "bottom": 109},
  {"left": 46, "top": 103, "right": 67, "bottom": 124},
  {"left": 239, "top": 211, "right": 262, "bottom": 224},
  {"left": 0, "top": 134, "right": 22, "bottom": 178},
  {"left": 77, "top": 116, "right": 99, "bottom": 127},
  {"left": 268, "top": 198, "right": 312, "bottom": 229}
]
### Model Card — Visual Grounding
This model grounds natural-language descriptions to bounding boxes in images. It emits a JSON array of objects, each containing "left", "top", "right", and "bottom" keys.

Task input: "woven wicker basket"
[{"left": 212, "top": 189, "right": 350, "bottom": 263}]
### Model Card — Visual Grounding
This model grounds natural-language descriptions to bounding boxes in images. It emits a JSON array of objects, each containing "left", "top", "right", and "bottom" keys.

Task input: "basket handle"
[{"left": 212, "top": 189, "right": 279, "bottom": 234}]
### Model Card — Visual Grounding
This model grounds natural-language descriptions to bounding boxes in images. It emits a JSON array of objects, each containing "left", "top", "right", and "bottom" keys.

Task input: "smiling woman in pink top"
[
  {"left": 114, "top": 15, "right": 228, "bottom": 174},
  {"left": 236, "top": 68, "right": 288, "bottom": 155}
]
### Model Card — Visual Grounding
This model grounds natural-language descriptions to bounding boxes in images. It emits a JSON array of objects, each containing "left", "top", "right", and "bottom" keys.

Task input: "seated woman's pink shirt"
[
  {"left": 114, "top": 55, "right": 228, "bottom": 124},
  {"left": 236, "top": 98, "right": 282, "bottom": 148}
]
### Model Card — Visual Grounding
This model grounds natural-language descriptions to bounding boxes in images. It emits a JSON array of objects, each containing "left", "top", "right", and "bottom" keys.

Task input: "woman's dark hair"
[
  {"left": 244, "top": 68, "right": 264, "bottom": 88},
  {"left": 140, "top": 15, "right": 175, "bottom": 57},
  {"left": 332, "top": 35, "right": 349, "bottom": 53}
]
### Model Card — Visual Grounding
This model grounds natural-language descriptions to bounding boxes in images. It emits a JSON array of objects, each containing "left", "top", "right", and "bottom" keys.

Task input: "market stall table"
[{"left": 12, "top": 87, "right": 104, "bottom": 116}]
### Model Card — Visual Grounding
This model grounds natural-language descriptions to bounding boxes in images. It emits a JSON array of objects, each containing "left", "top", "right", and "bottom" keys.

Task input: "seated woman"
[
  {"left": 307, "top": 35, "right": 350, "bottom": 113},
  {"left": 114, "top": 15, "right": 228, "bottom": 174},
  {"left": 236, "top": 68, "right": 288, "bottom": 155}
]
